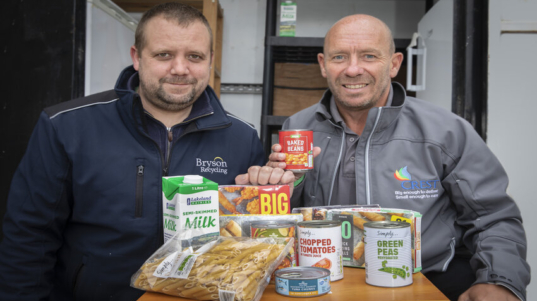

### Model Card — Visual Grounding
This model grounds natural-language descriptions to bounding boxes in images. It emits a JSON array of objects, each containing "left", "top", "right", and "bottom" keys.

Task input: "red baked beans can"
[{"left": 279, "top": 129, "right": 314, "bottom": 172}]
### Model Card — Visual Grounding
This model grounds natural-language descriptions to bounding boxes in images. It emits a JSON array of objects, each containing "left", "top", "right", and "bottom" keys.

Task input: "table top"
[{"left": 138, "top": 267, "right": 448, "bottom": 301}]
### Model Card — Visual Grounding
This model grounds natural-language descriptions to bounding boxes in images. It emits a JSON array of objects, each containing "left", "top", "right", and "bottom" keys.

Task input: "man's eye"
[
  {"left": 189, "top": 54, "right": 202, "bottom": 60},
  {"left": 157, "top": 53, "right": 170, "bottom": 58},
  {"left": 333, "top": 55, "right": 344, "bottom": 60},
  {"left": 365, "top": 54, "right": 376, "bottom": 60}
]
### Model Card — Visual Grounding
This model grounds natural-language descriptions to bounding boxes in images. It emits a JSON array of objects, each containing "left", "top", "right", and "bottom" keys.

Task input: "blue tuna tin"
[{"left": 274, "top": 266, "right": 331, "bottom": 297}]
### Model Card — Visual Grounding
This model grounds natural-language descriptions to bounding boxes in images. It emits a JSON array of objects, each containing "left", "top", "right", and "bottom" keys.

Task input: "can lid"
[
  {"left": 275, "top": 267, "right": 330, "bottom": 279},
  {"left": 297, "top": 220, "right": 342, "bottom": 228},
  {"left": 250, "top": 220, "right": 296, "bottom": 228},
  {"left": 183, "top": 175, "right": 203, "bottom": 184},
  {"left": 363, "top": 221, "right": 410, "bottom": 229},
  {"left": 278, "top": 129, "right": 312, "bottom": 132}
]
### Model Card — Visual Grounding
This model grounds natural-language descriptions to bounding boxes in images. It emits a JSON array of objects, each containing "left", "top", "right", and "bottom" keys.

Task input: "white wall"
[
  {"left": 219, "top": 0, "right": 268, "bottom": 132},
  {"left": 218, "top": 0, "right": 425, "bottom": 134},
  {"left": 86, "top": 1, "right": 136, "bottom": 95},
  {"left": 415, "top": 0, "right": 453, "bottom": 112},
  {"left": 285, "top": 0, "right": 425, "bottom": 39},
  {"left": 488, "top": 0, "right": 537, "bottom": 298}
]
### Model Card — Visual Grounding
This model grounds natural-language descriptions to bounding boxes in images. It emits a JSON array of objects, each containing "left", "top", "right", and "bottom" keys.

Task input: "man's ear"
[
  {"left": 210, "top": 51, "right": 214, "bottom": 69},
  {"left": 318, "top": 53, "right": 327, "bottom": 78},
  {"left": 131, "top": 46, "right": 140, "bottom": 71},
  {"left": 390, "top": 52, "right": 404, "bottom": 78}
]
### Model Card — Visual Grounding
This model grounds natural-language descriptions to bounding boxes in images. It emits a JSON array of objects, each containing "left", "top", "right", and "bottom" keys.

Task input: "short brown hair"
[{"left": 134, "top": 2, "right": 213, "bottom": 55}]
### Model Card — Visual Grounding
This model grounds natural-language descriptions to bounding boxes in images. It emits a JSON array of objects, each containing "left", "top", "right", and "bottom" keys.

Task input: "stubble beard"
[
  {"left": 330, "top": 72, "right": 391, "bottom": 112},
  {"left": 140, "top": 76, "right": 200, "bottom": 112},
  {"left": 330, "top": 77, "right": 376, "bottom": 112}
]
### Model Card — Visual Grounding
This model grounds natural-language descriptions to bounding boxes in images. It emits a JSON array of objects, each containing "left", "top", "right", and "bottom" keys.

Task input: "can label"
[
  {"left": 364, "top": 222, "right": 413, "bottom": 287},
  {"left": 297, "top": 222, "right": 343, "bottom": 281},
  {"left": 279, "top": 130, "right": 313, "bottom": 172}
]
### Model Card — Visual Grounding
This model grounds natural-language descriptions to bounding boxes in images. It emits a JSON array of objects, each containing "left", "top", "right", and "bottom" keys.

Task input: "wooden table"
[{"left": 138, "top": 267, "right": 448, "bottom": 301}]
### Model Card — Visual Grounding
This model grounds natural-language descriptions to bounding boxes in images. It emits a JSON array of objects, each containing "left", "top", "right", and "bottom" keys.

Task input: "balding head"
[
  {"left": 324, "top": 14, "right": 395, "bottom": 56},
  {"left": 316, "top": 13, "right": 403, "bottom": 123}
]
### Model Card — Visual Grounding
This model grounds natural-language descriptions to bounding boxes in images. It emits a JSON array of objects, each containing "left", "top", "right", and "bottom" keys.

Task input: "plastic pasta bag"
[{"left": 131, "top": 232, "right": 293, "bottom": 301}]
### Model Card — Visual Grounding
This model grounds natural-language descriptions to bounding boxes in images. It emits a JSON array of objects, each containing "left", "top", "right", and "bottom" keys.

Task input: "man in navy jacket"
[{"left": 0, "top": 3, "right": 293, "bottom": 300}]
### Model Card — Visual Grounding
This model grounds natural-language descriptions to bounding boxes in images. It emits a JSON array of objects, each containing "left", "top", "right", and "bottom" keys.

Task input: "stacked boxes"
[{"left": 219, "top": 185, "right": 299, "bottom": 276}]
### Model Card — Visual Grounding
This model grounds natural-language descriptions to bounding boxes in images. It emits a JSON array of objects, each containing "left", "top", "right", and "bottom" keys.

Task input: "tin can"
[
  {"left": 364, "top": 221, "right": 413, "bottom": 287},
  {"left": 251, "top": 220, "right": 297, "bottom": 269},
  {"left": 275, "top": 267, "right": 331, "bottom": 297},
  {"left": 279, "top": 130, "right": 314, "bottom": 172},
  {"left": 297, "top": 221, "right": 343, "bottom": 281}
]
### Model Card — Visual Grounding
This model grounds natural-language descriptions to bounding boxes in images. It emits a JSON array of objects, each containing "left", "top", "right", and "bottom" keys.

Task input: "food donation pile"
[{"left": 130, "top": 175, "right": 422, "bottom": 300}]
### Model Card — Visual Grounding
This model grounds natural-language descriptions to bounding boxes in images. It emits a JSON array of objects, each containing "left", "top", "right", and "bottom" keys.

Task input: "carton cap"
[{"left": 184, "top": 175, "right": 203, "bottom": 184}]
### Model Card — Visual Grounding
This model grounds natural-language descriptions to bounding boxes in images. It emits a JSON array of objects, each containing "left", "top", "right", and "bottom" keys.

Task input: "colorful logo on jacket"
[
  {"left": 394, "top": 166, "right": 411, "bottom": 181},
  {"left": 393, "top": 166, "right": 440, "bottom": 191}
]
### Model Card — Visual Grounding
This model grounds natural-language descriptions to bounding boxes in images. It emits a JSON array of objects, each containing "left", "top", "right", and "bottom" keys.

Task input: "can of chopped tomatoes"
[
  {"left": 297, "top": 221, "right": 343, "bottom": 281},
  {"left": 279, "top": 130, "right": 314, "bottom": 172}
]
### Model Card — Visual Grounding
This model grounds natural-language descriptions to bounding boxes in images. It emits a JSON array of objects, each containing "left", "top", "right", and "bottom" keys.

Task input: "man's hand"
[
  {"left": 235, "top": 166, "right": 296, "bottom": 195},
  {"left": 267, "top": 144, "right": 321, "bottom": 181},
  {"left": 458, "top": 284, "right": 519, "bottom": 301}
]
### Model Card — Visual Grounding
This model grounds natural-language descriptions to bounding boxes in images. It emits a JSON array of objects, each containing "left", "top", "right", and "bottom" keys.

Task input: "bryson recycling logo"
[
  {"left": 196, "top": 157, "right": 228, "bottom": 175},
  {"left": 393, "top": 166, "right": 440, "bottom": 200}
]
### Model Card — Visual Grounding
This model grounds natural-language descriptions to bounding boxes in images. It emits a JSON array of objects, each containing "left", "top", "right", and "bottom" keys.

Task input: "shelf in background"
[
  {"left": 263, "top": 115, "right": 289, "bottom": 127},
  {"left": 268, "top": 36, "right": 411, "bottom": 49}
]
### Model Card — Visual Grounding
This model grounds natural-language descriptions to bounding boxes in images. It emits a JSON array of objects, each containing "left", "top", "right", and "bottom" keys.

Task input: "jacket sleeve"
[
  {"left": 0, "top": 111, "right": 72, "bottom": 300},
  {"left": 441, "top": 123, "right": 530, "bottom": 300}
]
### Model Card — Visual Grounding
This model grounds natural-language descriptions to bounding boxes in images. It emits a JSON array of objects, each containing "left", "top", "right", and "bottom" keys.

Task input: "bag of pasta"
[{"left": 131, "top": 232, "right": 293, "bottom": 301}]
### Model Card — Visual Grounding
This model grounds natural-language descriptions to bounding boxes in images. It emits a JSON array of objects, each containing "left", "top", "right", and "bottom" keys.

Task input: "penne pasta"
[
  {"left": 161, "top": 279, "right": 191, "bottom": 292},
  {"left": 180, "top": 285, "right": 205, "bottom": 298},
  {"left": 152, "top": 278, "right": 179, "bottom": 291},
  {"left": 196, "top": 293, "right": 219, "bottom": 300},
  {"left": 132, "top": 237, "right": 289, "bottom": 301}
]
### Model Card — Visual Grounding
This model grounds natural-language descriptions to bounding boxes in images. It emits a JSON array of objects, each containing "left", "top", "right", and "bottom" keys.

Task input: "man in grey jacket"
[{"left": 263, "top": 14, "right": 530, "bottom": 301}]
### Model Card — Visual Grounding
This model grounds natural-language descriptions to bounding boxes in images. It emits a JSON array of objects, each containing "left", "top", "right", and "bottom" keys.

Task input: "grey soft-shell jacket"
[{"left": 284, "top": 82, "right": 530, "bottom": 300}]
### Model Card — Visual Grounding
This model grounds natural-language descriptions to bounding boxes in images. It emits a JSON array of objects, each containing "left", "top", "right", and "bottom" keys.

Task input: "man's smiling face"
[
  {"left": 132, "top": 16, "right": 212, "bottom": 113},
  {"left": 318, "top": 15, "right": 402, "bottom": 112}
]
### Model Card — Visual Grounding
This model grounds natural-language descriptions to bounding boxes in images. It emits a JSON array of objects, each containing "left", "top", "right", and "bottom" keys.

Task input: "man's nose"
[
  {"left": 170, "top": 57, "right": 189, "bottom": 75},
  {"left": 344, "top": 58, "right": 365, "bottom": 77}
]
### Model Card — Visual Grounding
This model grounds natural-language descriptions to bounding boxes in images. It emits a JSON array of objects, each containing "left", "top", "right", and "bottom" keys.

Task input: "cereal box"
[{"left": 218, "top": 185, "right": 291, "bottom": 215}]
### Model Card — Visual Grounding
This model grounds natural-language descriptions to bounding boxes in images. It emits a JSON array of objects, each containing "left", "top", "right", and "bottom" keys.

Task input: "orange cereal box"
[{"left": 218, "top": 185, "right": 291, "bottom": 215}]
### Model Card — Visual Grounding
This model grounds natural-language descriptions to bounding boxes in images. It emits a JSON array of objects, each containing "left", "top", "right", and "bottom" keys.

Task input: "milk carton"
[{"left": 162, "top": 175, "right": 219, "bottom": 243}]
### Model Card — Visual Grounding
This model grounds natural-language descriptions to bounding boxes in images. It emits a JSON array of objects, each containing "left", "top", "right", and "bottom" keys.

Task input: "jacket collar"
[
  {"left": 315, "top": 82, "right": 407, "bottom": 134},
  {"left": 114, "top": 65, "right": 232, "bottom": 131}
]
